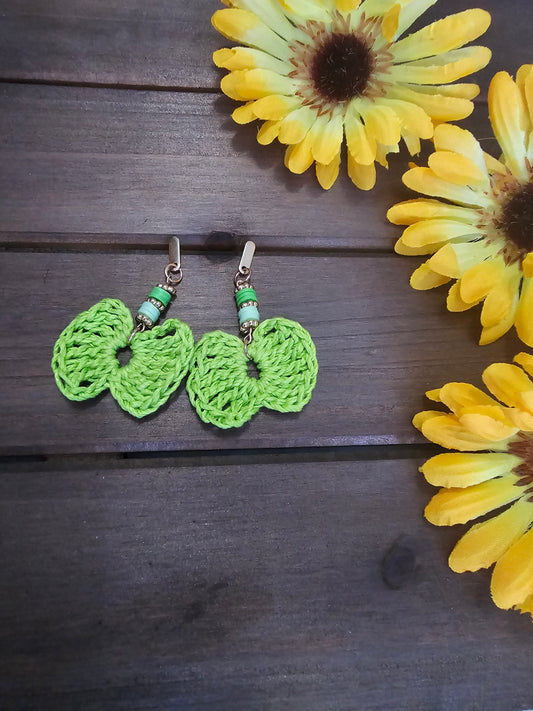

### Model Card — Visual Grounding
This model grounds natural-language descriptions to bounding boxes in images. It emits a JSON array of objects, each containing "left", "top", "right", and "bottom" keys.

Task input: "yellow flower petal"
[
  {"left": 450, "top": 499, "right": 533, "bottom": 572},
  {"left": 399, "top": 218, "right": 481, "bottom": 249},
  {"left": 479, "top": 308, "right": 518, "bottom": 346},
  {"left": 335, "top": 0, "right": 361, "bottom": 11},
  {"left": 491, "top": 526, "right": 533, "bottom": 610},
  {"left": 212, "top": 9, "right": 292, "bottom": 61},
  {"left": 409, "top": 262, "right": 451, "bottom": 289},
  {"left": 504, "top": 406, "right": 533, "bottom": 431},
  {"left": 515, "top": 276, "right": 533, "bottom": 348},
  {"left": 221, "top": 68, "right": 295, "bottom": 101},
  {"left": 316, "top": 148, "right": 341, "bottom": 190},
  {"left": 396, "top": 239, "right": 436, "bottom": 257},
  {"left": 458, "top": 406, "right": 519, "bottom": 441},
  {"left": 412, "top": 409, "right": 445, "bottom": 431},
  {"left": 425, "top": 387, "right": 442, "bottom": 401},
  {"left": 402, "top": 130, "right": 420, "bottom": 156},
  {"left": 227, "top": 0, "right": 304, "bottom": 41},
  {"left": 412, "top": 83, "right": 480, "bottom": 100},
  {"left": 359, "top": 102, "right": 401, "bottom": 147},
  {"left": 514, "top": 352, "right": 533, "bottom": 377},
  {"left": 488, "top": 70, "right": 529, "bottom": 181},
  {"left": 347, "top": 154, "right": 376, "bottom": 190},
  {"left": 391, "top": 9, "right": 491, "bottom": 63},
  {"left": 429, "top": 242, "right": 497, "bottom": 280},
  {"left": 420, "top": 452, "right": 521, "bottom": 488},
  {"left": 437, "top": 382, "right": 497, "bottom": 413},
  {"left": 378, "top": 98, "right": 433, "bottom": 140},
  {"left": 284, "top": 134, "right": 313, "bottom": 173},
  {"left": 250, "top": 94, "right": 300, "bottom": 120},
  {"left": 420, "top": 413, "right": 510, "bottom": 451},
  {"left": 278, "top": 106, "right": 315, "bottom": 144},
  {"left": 278, "top": 0, "right": 329, "bottom": 21},
  {"left": 480, "top": 267, "right": 521, "bottom": 328},
  {"left": 213, "top": 47, "right": 289, "bottom": 74},
  {"left": 387, "top": 199, "right": 480, "bottom": 226},
  {"left": 432, "top": 123, "right": 486, "bottom": 173},
  {"left": 310, "top": 112, "right": 344, "bottom": 166},
  {"left": 483, "top": 150, "right": 507, "bottom": 174},
  {"left": 257, "top": 119, "right": 281, "bottom": 144},
  {"left": 447, "top": 281, "right": 475, "bottom": 312},
  {"left": 522, "top": 253, "right": 533, "bottom": 279},
  {"left": 516, "top": 594, "right": 533, "bottom": 615},
  {"left": 425, "top": 476, "right": 522, "bottom": 526},
  {"left": 232, "top": 102, "right": 257, "bottom": 124},
  {"left": 345, "top": 111, "right": 376, "bottom": 165},
  {"left": 518, "top": 64, "right": 533, "bottom": 127},
  {"left": 428, "top": 150, "right": 488, "bottom": 188},
  {"left": 392, "top": 0, "right": 439, "bottom": 40},
  {"left": 381, "top": 3, "right": 401, "bottom": 42},
  {"left": 459, "top": 260, "right": 503, "bottom": 304},
  {"left": 482, "top": 362, "right": 533, "bottom": 410},
  {"left": 390, "top": 47, "right": 492, "bottom": 86},
  {"left": 389, "top": 85, "right": 475, "bottom": 122},
  {"left": 402, "top": 167, "right": 490, "bottom": 207}
]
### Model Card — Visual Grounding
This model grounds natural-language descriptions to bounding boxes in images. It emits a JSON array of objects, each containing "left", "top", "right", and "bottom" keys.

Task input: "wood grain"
[
  {"left": 0, "top": 0, "right": 530, "bottom": 92},
  {"left": 0, "top": 83, "right": 414, "bottom": 244},
  {"left": 1, "top": 1, "right": 532, "bottom": 706},
  {"left": 0, "top": 250, "right": 520, "bottom": 456},
  {"left": 0, "top": 0, "right": 221, "bottom": 89},
  {"left": 1, "top": 456, "right": 532, "bottom": 711}
]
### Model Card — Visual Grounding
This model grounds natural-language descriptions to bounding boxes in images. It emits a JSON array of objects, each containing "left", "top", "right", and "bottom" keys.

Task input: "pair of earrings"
[{"left": 51, "top": 238, "right": 318, "bottom": 429}]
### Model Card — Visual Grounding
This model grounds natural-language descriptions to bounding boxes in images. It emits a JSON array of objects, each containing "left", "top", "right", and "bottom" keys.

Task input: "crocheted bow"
[
  {"left": 186, "top": 317, "right": 318, "bottom": 428},
  {"left": 52, "top": 298, "right": 194, "bottom": 418}
]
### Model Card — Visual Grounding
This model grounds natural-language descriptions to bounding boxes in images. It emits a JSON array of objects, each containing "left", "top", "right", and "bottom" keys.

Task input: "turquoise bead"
[
  {"left": 238, "top": 304, "right": 260, "bottom": 325},
  {"left": 137, "top": 301, "right": 161, "bottom": 324}
]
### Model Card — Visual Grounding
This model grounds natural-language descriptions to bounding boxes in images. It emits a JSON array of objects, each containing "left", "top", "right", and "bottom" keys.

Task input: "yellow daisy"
[
  {"left": 390, "top": 64, "right": 533, "bottom": 346},
  {"left": 212, "top": 0, "right": 491, "bottom": 190},
  {"left": 414, "top": 352, "right": 533, "bottom": 618}
]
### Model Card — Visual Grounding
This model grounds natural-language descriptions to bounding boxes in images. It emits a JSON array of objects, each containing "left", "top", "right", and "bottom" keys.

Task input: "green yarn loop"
[
  {"left": 186, "top": 317, "right": 318, "bottom": 429},
  {"left": 52, "top": 298, "right": 194, "bottom": 418}
]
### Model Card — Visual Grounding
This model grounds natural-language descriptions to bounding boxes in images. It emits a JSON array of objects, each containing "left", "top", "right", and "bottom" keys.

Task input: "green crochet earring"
[
  {"left": 186, "top": 241, "right": 318, "bottom": 429},
  {"left": 52, "top": 237, "right": 194, "bottom": 418}
]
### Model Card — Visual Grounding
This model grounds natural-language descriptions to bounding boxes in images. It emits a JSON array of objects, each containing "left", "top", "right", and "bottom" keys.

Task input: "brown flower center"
[
  {"left": 288, "top": 12, "right": 393, "bottom": 116},
  {"left": 509, "top": 433, "right": 533, "bottom": 501},
  {"left": 311, "top": 33, "right": 374, "bottom": 103},
  {"left": 500, "top": 181, "right": 533, "bottom": 254}
]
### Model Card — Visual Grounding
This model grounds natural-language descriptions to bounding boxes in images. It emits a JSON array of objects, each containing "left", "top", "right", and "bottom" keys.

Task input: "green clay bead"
[
  {"left": 149, "top": 286, "right": 172, "bottom": 307},
  {"left": 238, "top": 304, "right": 260, "bottom": 325},
  {"left": 235, "top": 288, "right": 257, "bottom": 307}
]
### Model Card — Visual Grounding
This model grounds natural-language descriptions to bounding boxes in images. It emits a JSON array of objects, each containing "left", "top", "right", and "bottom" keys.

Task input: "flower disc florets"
[{"left": 212, "top": 0, "right": 492, "bottom": 190}]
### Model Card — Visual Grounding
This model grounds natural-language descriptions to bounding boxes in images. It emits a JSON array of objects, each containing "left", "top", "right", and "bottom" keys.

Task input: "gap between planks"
[{"left": 0, "top": 443, "right": 440, "bottom": 474}]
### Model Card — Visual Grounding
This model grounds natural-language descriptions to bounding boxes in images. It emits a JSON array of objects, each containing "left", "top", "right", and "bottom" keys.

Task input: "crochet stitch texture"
[
  {"left": 186, "top": 317, "right": 318, "bottom": 429},
  {"left": 52, "top": 298, "right": 194, "bottom": 418}
]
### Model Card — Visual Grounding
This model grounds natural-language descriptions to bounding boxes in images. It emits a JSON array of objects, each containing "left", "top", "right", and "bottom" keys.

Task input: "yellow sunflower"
[
  {"left": 389, "top": 64, "right": 533, "bottom": 346},
  {"left": 212, "top": 0, "right": 491, "bottom": 190},
  {"left": 415, "top": 352, "right": 533, "bottom": 618}
]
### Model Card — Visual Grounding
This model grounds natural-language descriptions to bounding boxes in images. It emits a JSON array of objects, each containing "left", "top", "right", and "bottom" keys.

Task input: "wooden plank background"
[{"left": 1, "top": 0, "right": 532, "bottom": 708}]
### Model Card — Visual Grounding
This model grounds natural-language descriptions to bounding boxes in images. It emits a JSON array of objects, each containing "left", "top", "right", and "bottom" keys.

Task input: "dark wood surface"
[{"left": 1, "top": 1, "right": 532, "bottom": 709}]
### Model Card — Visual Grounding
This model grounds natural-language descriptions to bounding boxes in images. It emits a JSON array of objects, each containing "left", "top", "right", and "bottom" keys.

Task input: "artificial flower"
[
  {"left": 212, "top": 0, "right": 491, "bottom": 190},
  {"left": 414, "top": 352, "right": 533, "bottom": 618},
  {"left": 389, "top": 64, "right": 533, "bottom": 345}
]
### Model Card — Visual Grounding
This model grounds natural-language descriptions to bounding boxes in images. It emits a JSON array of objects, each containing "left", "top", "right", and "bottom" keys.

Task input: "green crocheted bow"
[
  {"left": 52, "top": 298, "right": 194, "bottom": 418},
  {"left": 186, "top": 317, "right": 318, "bottom": 429}
]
